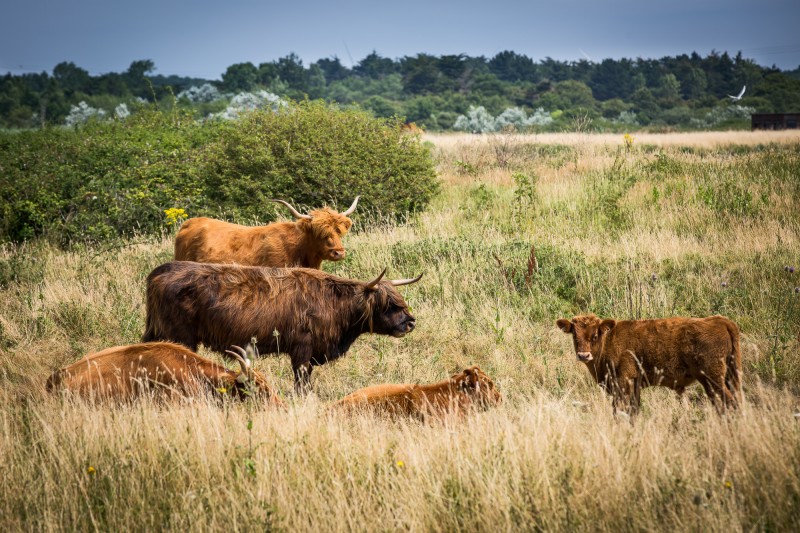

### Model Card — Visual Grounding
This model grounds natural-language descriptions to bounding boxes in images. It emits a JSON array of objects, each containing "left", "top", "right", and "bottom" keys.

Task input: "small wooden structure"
[{"left": 751, "top": 113, "right": 800, "bottom": 130}]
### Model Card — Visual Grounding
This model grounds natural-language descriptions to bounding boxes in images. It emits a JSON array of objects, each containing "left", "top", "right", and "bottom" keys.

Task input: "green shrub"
[
  {"left": 0, "top": 102, "right": 439, "bottom": 244},
  {"left": 200, "top": 100, "right": 438, "bottom": 221}
]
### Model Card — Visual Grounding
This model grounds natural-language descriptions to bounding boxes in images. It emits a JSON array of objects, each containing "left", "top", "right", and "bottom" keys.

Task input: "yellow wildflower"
[
  {"left": 396, "top": 460, "right": 405, "bottom": 468},
  {"left": 164, "top": 207, "right": 188, "bottom": 226},
  {"left": 623, "top": 133, "right": 635, "bottom": 151},
  {"left": 87, "top": 466, "right": 96, "bottom": 475}
]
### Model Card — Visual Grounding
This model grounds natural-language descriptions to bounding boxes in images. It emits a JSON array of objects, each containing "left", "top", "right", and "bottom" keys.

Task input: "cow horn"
[
  {"left": 225, "top": 345, "right": 252, "bottom": 377},
  {"left": 364, "top": 268, "right": 387, "bottom": 290},
  {"left": 271, "top": 199, "right": 312, "bottom": 220},
  {"left": 342, "top": 196, "right": 360, "bottom": 216},
  {"left": 390, "top": 273, "right": 423, "bottom": 286}
]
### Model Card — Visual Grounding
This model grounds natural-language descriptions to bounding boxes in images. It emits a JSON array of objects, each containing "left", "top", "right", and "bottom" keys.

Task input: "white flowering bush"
[
  {"left": 65, "top": 102, "right": 106, "bottom": 126},
  {"left": 453, "top": 106, "right": 496, "bottom": 133},
  {"left": 454, "top": 106, "right": 553, "bottom": 133},
  {"left": 691, "top": 105, "right": 755, "bottom": 128},
  {"left": 177, "top": 83, "right": 223, "bottom": 104},
  {"left": 114, "top": 103, "right": 130, "bottom": 120},
  {"left": 614, "top": 110, "right": 639, "bottom": 125},
  {"left": 211, "top": 90, "right": 287, "bottom": 120}
]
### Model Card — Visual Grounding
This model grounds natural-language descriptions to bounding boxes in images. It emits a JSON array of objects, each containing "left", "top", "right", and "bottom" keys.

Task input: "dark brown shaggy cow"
[
  {"left": 46, "top": 342, "right": 283, "bottom": 405},
  {"left": 142, "top": 262, "right": 421, "bottom": 392},
  {"left": 556, "top": 314, "right": 742, "bottom": 413},
  {"left": 173, "top": 197, "right": 359, "bottom": 268},
  {"left": 332, "top": 366, "right": 502, "bottom": 419}
]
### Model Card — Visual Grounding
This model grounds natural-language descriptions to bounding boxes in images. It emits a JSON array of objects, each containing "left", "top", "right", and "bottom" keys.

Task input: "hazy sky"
[{"left": 2, "top": 0, "right": 798, "bottom": 79}]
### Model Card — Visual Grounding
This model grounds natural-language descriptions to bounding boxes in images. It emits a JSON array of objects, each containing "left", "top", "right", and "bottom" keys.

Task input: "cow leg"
[
  {"left": 293, "top": 362, "right": 313, "bottom": 395},
  {"left": 697, "top": 374, "right": 731, "bottom": 413}
]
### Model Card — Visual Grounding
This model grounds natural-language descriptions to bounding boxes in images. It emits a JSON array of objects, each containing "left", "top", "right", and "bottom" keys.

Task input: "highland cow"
[
  {"left": 332, "top": 366, "right": 502, "bottom": 419},
  {"left": 174, "top": 197, "right": 359, "bottom": 268},
  {"left": 556, "top": 314, "right": 742, "bottom": 413},
  {"left": 142, "top": 261, "right": 421, "bottom": 391},
  {"left": 46, "top": 342, "right": 283, "bottom": 405}
]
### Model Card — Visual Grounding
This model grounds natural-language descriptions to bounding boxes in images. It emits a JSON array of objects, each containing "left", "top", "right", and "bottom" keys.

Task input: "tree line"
[{"left": 2, "top": 50, "right": 799, "bottom": 130}]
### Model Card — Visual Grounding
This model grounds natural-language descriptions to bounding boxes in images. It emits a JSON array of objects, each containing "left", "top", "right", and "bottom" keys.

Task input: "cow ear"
[
  {"left": 461, "top": 367, "right": 479, "bottom": 388},
  {"left": 600, "top": 319, "right": 616, "bottom": 333},
  {"left": 556, "top": 319, "right": 573, "bottom": 333}
]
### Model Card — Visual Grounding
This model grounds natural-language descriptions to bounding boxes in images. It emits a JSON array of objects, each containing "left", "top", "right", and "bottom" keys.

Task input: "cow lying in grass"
[
  {"left": 46, "top": 342, "right": 283, "bottom": 405},
  {"left": 332, "top": 366, "right": 502, "bottom": 419},
  {"left": 174, "top": 197, "right": 359, "bottom": 269},
  {"left": 556, "top": 314, "right": 742, "bottom": 413}
]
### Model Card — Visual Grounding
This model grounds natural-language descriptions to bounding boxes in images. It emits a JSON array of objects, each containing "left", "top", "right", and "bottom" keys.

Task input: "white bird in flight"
[{"left": 728, "top": 85, "right": 746, "bottom": 101}]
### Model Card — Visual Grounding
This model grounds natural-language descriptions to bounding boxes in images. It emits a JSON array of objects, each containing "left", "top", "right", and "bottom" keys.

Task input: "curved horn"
[
  {"left": 341, "top": 196, "right": 360, "bottom": 216},
  {"left": 271, "top": 199, "right": 312, "bottom": 220},
  {"left": 364, "top": 268, "right": 387, "bottom": 290},
  {"left": 225, "top": 345, "right": 251, "bottom": 376},
  {"left": 390, "top": 273, "right": 423, "bottom": 287}
]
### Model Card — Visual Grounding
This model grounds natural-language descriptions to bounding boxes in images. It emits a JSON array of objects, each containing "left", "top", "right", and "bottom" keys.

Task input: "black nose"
[{"left": 406, "top": 320, "right": 416, "bottom": 332}]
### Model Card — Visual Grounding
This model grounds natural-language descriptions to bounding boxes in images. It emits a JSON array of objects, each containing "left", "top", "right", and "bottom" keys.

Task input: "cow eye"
[{"left": 592, "top": 333, "right": 598, "bottom": 341}]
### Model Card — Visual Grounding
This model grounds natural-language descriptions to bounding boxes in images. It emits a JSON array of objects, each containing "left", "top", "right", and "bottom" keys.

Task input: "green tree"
[
  {"left": 125, "top": 59, "right": 156, "bottom": 98},
  {"left": 489, "top": 51, "right": 538, "bottom": 82},
  {"left": 222, "top": 62, "right": 258, "bottom": 92},
  {"left": 52, "top": 62, "right": 90, "bottom": 96}
]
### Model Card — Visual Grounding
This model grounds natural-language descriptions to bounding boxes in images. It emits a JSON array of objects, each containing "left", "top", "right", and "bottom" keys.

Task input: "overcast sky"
[{"left": 2, "top": 0, "right": 798, "bottom": 80}]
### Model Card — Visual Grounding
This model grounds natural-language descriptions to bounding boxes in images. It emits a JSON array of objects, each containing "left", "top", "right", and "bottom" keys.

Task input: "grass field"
[{"left": 1, "top": 131, "right": 799, "bottom": 531}]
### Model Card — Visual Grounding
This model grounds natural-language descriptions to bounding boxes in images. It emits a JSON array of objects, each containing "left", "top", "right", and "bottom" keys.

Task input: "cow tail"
[{"left": 724, "top": 320, "right": 743, "bottom": 401}]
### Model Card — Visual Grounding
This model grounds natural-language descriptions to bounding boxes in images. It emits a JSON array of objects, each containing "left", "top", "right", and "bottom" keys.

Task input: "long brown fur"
[
  {"left": 556, "top": 314, "right": 743, "bottom": 413},
  {"left": 141, "top": 262, "right": 418, "bottom": 391},
  {"left": 332, "top": 366, "right": 502, "bottom": 419},
  {"left": 46, "top": 342, "right": 283, "bottom": 405},
  {"left": 174, "top": 207, "right": 354, "bottom": 269}
]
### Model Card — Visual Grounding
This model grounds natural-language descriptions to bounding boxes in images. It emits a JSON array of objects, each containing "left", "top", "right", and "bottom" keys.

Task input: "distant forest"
[{"left": 2, "top": 50, "right": 799, "bottom": 131}]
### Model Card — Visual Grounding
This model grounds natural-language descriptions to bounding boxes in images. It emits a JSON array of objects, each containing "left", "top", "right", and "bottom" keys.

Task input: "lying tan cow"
[
  {"left": 46, "top": 342, "right": 283, "bottom": 405},
  {"left": 332, "top": 366, "right": 502, "bottom": 419},
  {"left": 174, "top": 197, "right": 359, "bottom": 268},
  {"left": 556, "top": 314, "right": 742, "bottom": 413}
]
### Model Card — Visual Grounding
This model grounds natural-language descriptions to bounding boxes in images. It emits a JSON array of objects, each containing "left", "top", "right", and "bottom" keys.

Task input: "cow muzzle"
[
  {"left": 329, "top": 249, "right": 346, "bottom": 260},
  {"left": 393, "top": 319, "right": 416, "bottom": 337},
  {"left": 576, "top": 352, "right": 593, "bottom": 362}
]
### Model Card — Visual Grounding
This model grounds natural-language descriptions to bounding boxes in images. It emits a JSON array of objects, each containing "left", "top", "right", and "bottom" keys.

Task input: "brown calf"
[
  {"left": 332, "top": 366, "right": 502, "bottom": 419},
  {"left": 556, "top": 314, "right": 742, "bottom": 413},
  {"left": 174, "top": 197, "right": 359, "bottom": 268},
  {"left": 46, "top": 342, "right": 283, "bottom": 405}
]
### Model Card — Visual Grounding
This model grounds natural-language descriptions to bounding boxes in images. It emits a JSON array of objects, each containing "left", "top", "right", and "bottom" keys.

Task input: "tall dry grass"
[{"left": 1, "top": 131, "right": 799, "bottom": 531}]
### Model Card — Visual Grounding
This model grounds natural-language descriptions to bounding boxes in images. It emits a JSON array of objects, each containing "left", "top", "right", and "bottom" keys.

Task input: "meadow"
[{"left": 1, "top": 130, "right": 799, "bottom": 532}]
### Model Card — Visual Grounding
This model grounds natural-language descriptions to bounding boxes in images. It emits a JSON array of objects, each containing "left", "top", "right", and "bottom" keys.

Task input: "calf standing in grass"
[
  {"left": 46, "top": 342, "right": 283, "bottom": 405},
  {"left": 332, "top": 366, "right": 502, "bottom": 419},
  {"left": 556, "top": 314, "right": 742, "bottom": 413}
]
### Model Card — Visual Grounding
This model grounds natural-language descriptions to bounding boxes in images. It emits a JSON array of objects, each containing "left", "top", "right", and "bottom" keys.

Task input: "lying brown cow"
[
  {"left": 46, "top": 342, "right": 283, "bottom": 405},
  {"left": 332, "top": 366, "right": 502, "bottom": 419},
  {"left": 174, "top": 197, "right": 359, "bottom": 268},
  {"left": 556, "top": 314, "right": 742, "bottom": 413}
]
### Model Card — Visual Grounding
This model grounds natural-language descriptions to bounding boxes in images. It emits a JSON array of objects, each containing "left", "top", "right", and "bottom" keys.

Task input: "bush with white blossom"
[{"left": 454, "top": 106, "right": 553, "bottom": 133}]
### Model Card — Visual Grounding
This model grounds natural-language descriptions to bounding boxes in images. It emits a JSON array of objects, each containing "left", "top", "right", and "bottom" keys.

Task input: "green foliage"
[
  {"left": 0, "top": 103, "right": 439, "bottom": 244},
  {"left": 201, "top": 101, "right": 438, "bottom": 221},
  {"left": 3, "top": 50, "right": 800, "bottom": 130}
]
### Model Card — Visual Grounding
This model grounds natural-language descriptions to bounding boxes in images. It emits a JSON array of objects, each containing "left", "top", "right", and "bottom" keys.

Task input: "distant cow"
[
  {"left": 174, "top": 197, "right": 359, "bottom": 268},
  {"left": 556, "top": 314, "right": 742, "bottom": 413},
  {"left": 142, "top": 262, "right": 421, "bottom": 392},
  {"left": 46, "top": 342, "right": 283, "bottom": 404},
  {"left": 332, "top": 366, "right": 502, "bottom": 419}
]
